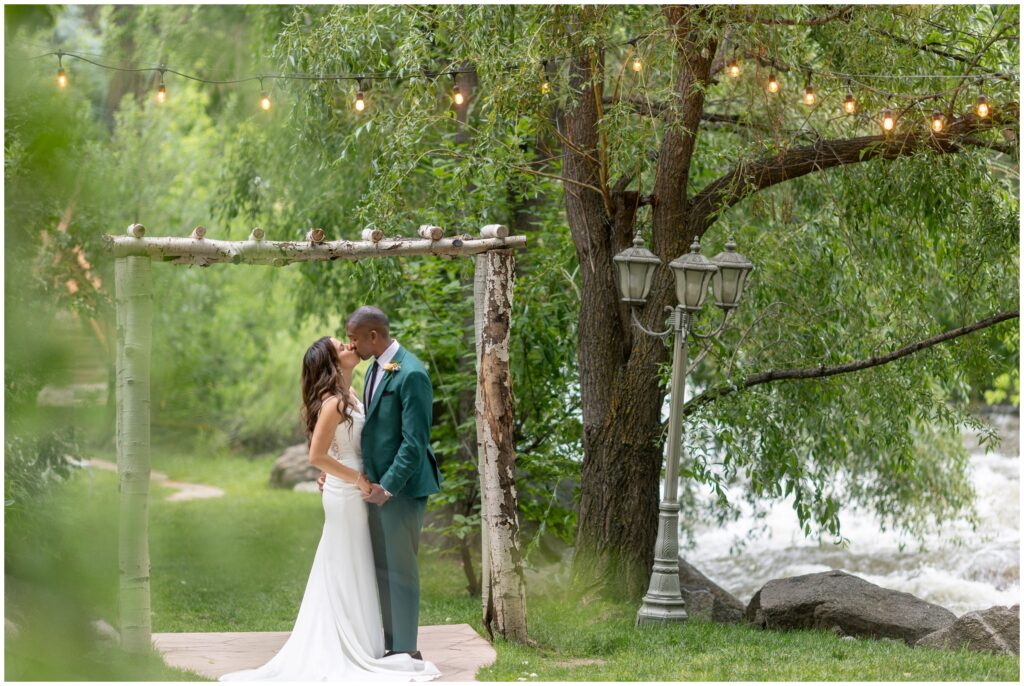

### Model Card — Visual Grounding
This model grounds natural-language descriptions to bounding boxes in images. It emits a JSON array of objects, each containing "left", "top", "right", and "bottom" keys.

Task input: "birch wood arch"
[{"left": 107, "top": 223, "right": 530, "bottom": 652}]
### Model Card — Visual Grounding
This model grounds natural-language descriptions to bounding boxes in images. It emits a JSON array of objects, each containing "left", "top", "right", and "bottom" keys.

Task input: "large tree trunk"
[
  {"left": 560, "top": 45, "right": 658, "bottom": 598},
  {"left": 565, "top": 8, "right": 718, "bottom": 598},
  {"left": 114, "top": 256, "right": 153, "bottom": 653}
]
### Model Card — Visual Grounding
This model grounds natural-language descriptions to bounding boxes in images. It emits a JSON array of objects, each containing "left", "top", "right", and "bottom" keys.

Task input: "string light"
[
  {"left": 976, "top": 93, "right": 990, "bottom": 118},
  {"left": 843, "top": 89, "right": 856, "bottom": 114},
  {"left": 881, "top": 107, "right": 895, "bottom": 132},
  {"left": 259, "top": 78, "right": 271, "bottom": 111},
  {"left": 38, "top": 46, "right": 1015, "bottom": 125},
  {"left": 803, "top": 72, "right": 816, "bottom": 105},
  {"left": 727, "top": 54, "right": 740, "bottom": 78},
  {"left": 355, "top": 79, "right": 366, "bottom": 112},
  {"left": 156, "top": 69, "right": 167, "bottom": 104},
  {"left": 56, "top": 52, "right": 67, "bottom": 88}
]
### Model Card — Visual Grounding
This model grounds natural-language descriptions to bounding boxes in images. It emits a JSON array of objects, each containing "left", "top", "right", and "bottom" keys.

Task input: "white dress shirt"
[{"left": 366, "top": 338, "right": 400, "bottom": 403}]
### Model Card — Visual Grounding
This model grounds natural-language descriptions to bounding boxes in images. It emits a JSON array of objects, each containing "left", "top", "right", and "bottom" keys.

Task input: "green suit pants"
[{"left": 367, "top": 493, "right": 428, "bottom": 652}]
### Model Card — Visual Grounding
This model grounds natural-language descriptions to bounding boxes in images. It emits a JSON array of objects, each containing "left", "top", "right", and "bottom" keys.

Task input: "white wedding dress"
[{"left": 219, "top": 401, "right": 441, "bottom": 682}]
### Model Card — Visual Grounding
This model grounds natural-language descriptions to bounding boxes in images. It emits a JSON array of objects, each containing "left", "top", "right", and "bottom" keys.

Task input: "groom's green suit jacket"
[{"left": 361, "top": 346, "right": 443, "bottom": 498}]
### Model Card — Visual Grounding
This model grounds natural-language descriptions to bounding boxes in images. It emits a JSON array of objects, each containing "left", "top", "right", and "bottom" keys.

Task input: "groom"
[{"left": 322, "top": 305, "right": 442, "bottom": 660}]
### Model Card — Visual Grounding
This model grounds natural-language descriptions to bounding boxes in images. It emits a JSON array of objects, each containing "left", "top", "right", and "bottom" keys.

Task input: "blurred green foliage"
[{"left": 3, "top": 4, "right": 1019, "bottom": 677}]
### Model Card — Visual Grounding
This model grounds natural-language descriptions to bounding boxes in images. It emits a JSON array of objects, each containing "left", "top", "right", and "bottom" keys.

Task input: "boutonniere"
[{"left": 383, "top": 362, "right": 401, "bottom": 373}]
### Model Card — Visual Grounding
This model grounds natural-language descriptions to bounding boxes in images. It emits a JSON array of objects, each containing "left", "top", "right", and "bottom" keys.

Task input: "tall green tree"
[{"left": 274, "top": 4, "right": 1019, "bottom": 597}]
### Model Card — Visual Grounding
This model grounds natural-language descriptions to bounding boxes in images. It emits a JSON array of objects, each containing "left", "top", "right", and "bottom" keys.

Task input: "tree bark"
[
  {"left": 566, "top": 7, "right": 722, "bottom": 598},
  {"left": 561, "top": 43, "right": 660, "bottom": 597},
  {"left": 475, "top": 250, "right": 529, "bottom": 642},
  {"left": 114, "top": 256, "right": 153, "bottom": 653}
]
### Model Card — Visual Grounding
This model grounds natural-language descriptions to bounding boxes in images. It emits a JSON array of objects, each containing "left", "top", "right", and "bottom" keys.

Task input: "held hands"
[{"left": 362, "top": 482, "right": 391, "bottom": 506}]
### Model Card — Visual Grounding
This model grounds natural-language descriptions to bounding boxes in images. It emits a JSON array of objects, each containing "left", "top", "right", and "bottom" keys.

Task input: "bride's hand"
[{"left": 356, "top": 473, "right": 372, "bottom": 495}]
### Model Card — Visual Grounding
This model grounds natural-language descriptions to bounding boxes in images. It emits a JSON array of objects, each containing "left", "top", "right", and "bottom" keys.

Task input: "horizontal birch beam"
[{"left": 102, "top": 232, "right": 527, "bottom": 266}]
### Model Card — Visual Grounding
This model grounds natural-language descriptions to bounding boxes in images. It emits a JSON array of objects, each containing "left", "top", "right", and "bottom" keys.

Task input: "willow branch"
[
  {"left": 875, "top": 29, "right": 1015, "bottom": 81},
  {"left": 602, "top": 96, "right": 777, "bottom": 136},
  {"left": 688, "top": 103, "right": 1019, "bottom": 234},
  {"left": 947, "top": 21, "right": 1017, "bottom": 113},
  {"left": 681, "top": 309, "right": 1020, "bottom": 417},
  {"left": 960, "top": 136, "right": 1018, "bottom": 156},
  {"left": 740, "top": 5, "right": 855, "bottom": 27}
]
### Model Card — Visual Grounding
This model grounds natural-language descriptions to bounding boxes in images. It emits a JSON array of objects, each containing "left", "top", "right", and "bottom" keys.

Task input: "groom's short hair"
[{"left": 347, "top": 306, "right": 390, "bottom": 336}]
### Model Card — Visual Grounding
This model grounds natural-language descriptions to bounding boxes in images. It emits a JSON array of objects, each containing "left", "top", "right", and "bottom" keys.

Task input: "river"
[{"left": 684, "top": 408, "right": 1019, "bottom": 616}]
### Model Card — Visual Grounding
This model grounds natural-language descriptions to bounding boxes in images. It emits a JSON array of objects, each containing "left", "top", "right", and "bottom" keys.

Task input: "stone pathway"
[
  {"left": 78, "top": 458, "right": 225, "bottom": 501},
  {"left": 152, "top": 624, "right": 496, "bottom": 681}
]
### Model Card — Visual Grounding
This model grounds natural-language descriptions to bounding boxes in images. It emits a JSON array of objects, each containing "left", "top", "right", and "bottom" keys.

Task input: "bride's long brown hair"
[{"left": 300, "top": 336, "right": 352, "bottom": 444}]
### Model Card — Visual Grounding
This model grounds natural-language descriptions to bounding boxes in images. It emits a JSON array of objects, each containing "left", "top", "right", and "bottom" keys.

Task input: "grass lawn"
[{"left": 5, "top": 442, "right": 1020, "bottom": 681}]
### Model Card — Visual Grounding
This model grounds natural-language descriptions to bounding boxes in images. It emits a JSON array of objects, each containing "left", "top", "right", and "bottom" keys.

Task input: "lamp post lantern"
[{"left": 613, "top": 234, "right": 754, "bottom": 627}]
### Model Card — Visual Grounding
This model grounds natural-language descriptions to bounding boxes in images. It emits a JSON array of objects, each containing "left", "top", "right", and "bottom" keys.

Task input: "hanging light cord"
[{"left": 25, "top": 46, "right": 1018, "bottom": 90}]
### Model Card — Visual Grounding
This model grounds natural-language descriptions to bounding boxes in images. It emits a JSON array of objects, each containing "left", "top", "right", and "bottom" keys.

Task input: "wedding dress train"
[{"left": 219, "top": 401, "right": 441, "bottom": 682}]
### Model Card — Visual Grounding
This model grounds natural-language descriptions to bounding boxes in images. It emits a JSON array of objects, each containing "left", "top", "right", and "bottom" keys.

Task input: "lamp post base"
[
  {"left": 636, "top": 501, "right": 688, "bottom": 626},
  {"left": 636, "top": 596, "right": 689, "bottom": 626}
]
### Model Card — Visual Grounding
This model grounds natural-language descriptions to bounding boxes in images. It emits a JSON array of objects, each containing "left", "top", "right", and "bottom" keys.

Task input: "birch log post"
[
  {"left": 114, "top": 256, "right": 153, "bottom": 653},
  {"left": 474, "top": 249, "right": 529, "bottom": 643},
  {"left": 473, "top": 254, "right": 491, "bottom": 620}
]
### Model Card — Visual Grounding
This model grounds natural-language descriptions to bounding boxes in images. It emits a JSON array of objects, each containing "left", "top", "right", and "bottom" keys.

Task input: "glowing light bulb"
[
  {"left": 355, "top": 91, "right": 365, "bottom": 112},
  {"left": 727, "top": 58, "right": 740, "bottom": 78},
  {"left": 976, "top": 94, "right": 990, "bottom": 118},
  {"left": 57, "top": 67, "right": 67, "bottom": 89},
  {"left": 803, "top": 85, "right": 816, "bottom": 106},
  {"left": 843, "top": 91, "right": 856, "bottom": 114},
  {"left": 632, "top": 58, "right": 642, "bottom": 73},
  {"left": 541, "top": 81, "right": 550, "bottom": 95},
  {"left": 260, "top": 91, "right": 271, "bottom": 111},
  {"left": 882, "top": 108, "right": 894, "bottom": 132},
  {"left": 931, "top": 110, "right": 944, "bottom": 133},
  {"left": 767, "top": 73, "right": 780, "bottom": 93},
  {"left": 453, "top": 84, "right": 464, "bottom": 106},
  {"left": 156, "top": 83, "right": 167, "bottom": 104}
]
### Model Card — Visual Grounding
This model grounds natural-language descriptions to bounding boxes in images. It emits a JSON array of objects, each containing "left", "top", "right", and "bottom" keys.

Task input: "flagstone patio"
[{"left": 153, "top": 623, "right": 496, "bottom": 681}]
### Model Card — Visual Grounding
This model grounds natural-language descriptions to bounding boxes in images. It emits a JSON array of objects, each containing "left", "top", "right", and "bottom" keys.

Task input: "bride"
[{"left": 220, "top": 336, "right": 441, "bottom": 682}]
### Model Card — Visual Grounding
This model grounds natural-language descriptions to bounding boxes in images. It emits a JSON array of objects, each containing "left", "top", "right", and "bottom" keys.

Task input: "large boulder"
[
  {"left": 269, "top": 443, "right": 319, "bottom": 489},
  {"left": 916, "top": 604, "right": 1019, "bottom": 656},
  {"left": 678, "top": 557, "right": 746, "bottom": 623},
  {"left": 680, "top": 588, "right": 715, "bottom": 621},
  {"left": 746, "top": 569, "right": 956, "bottom": 644}
]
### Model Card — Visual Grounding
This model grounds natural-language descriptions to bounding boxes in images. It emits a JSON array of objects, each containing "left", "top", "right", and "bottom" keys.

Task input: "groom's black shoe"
[{"left": 384, "top": 650, "right": 423, "bottom": 660}]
